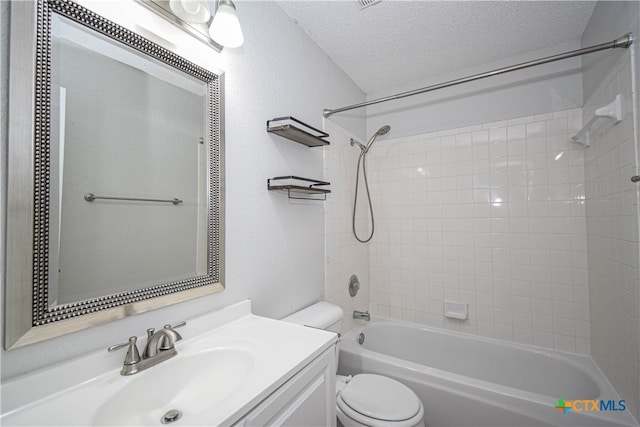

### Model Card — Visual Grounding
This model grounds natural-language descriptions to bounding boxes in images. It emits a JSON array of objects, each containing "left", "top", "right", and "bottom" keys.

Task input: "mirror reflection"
[
  {"left": 49, "top": 14, "right": 208, "bottom": 306},
  {"left": 5, "top": 0, "right": 224, "bottom": 349}
]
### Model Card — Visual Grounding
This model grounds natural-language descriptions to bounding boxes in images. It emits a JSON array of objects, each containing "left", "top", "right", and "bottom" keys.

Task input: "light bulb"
[{"left": 209, "top": 0, "right": 244, "bottom": 48}]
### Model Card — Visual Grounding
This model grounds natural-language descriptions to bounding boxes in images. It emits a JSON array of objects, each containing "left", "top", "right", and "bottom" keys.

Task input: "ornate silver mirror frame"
[{"left": 5, "top": 0, "right": 225, "bottom": 349}]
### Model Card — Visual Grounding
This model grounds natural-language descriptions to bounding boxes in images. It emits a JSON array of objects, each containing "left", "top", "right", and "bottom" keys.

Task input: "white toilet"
[{"left": 282, "top": 302, "right": 425, "bottom": 427}]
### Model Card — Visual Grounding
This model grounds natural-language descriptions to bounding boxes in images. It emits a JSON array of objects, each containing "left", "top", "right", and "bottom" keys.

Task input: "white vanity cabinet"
[
  {"left": 0, "top": 302, "right": 339, "bottom": 427},
  {"left": 235, "top": 345, "right": 336, "bottom": 427}
]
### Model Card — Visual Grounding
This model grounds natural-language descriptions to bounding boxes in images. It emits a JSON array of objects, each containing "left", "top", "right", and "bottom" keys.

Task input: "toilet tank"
[{"left": 281, "top": 301, "right": 344, "bottom": 334}]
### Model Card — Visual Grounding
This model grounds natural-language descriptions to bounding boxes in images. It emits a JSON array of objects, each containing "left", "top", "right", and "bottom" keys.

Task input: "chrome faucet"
[
  {"left": 144, "top": 323, "right": 184, "bottom": 358},
  {"left": 108, "top": 321, "right": 186, "bottom": 376},
  {"left": 353, "top": 310, "right": 370, "bottom": 321}
]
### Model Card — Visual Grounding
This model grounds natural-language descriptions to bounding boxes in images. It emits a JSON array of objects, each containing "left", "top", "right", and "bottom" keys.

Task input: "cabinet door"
[{"left": 239, "top": 346, "right": 336, "bottom": 427}]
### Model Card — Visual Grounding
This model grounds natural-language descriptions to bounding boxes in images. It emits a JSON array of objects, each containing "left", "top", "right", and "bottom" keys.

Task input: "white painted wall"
[
  {"left": 366, "top": 40, "right": 583, "bottom": 140},
  {"left": 0, "top": 0, "right": 365, "bottom": 380},
  {"left": 581, "top": 1, "right": 640, "bottom": 420}
]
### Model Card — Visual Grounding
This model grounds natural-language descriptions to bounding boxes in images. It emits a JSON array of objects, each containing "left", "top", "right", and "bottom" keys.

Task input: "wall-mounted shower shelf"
[
  {"left": 267, "top": 176, "right": 331, "bottom": 200},
  {"left": 571, "top": 94, "right": 623, "bottom": 148},
  {"left": 267, "top": 116, "right": 330, "bottom": 147}
]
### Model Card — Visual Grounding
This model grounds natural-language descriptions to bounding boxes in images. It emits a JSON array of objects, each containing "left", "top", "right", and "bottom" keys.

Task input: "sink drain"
[{"left": 161, "top": 409, "right": 183, "bottom": 424}]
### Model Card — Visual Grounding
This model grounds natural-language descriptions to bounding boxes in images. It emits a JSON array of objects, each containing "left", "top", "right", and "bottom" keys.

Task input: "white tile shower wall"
[
  {"left": 368, "top": 109, "right": 589, "bottom": 354},
  {"left": 324, "top": 121, "right": 370, "bottom": 333},
  {"left": 584, "top": 49, "right": 640, "bottom": 417}
]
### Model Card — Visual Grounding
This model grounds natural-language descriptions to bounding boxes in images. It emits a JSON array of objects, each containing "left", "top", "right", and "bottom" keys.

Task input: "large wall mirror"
[{"left": 5, "top": 0, "right": 224, "bottom": 349}]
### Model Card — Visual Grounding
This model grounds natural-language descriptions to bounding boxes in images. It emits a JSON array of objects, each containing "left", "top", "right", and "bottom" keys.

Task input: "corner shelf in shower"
[
  {"left": 267, "top": 176, "right": 331, "bottom": 201},
  {"left": 267, "top": 116, "right": 330, "bottom": 147},
  {"left": 571, "top": 94, "right": 623, "bottom": 148}
]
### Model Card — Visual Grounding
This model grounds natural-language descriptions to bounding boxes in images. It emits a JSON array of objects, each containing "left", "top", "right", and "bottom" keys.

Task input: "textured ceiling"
[{"left": 276, "top": 1, "right": 597, "bottom": 94}]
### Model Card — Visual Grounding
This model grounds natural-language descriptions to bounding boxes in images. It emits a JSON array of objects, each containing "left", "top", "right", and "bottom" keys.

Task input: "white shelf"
[{"left": 571, "top": 94, "right": 622, "bottom": 148}]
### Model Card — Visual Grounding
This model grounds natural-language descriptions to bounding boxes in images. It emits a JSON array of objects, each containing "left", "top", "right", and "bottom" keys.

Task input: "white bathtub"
[{"left": 338, "top": 319, "right": 637, "bottom": 427}]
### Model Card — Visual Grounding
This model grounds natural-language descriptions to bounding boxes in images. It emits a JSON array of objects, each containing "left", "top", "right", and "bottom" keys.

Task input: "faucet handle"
[
  {"left": 108, "top": 336, "right": 141, "bottom": 365},
  {"left": 158, "top": 322, "right": 186, "bottom": 350},
  {"left": 162, "top": 321, "right": 186, "bottom": 338},
  {"left": 165, "top": 321, "right": 186, "bottom": 330}
]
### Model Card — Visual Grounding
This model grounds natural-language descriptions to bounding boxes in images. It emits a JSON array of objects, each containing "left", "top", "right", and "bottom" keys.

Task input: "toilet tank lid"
[{"left": 281, "top": 301, "right": 344, "bottom": 329}]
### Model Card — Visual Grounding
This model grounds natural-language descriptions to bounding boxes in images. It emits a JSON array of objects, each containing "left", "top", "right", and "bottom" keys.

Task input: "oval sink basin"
[{"left": 93, "top": 348, "right": 254, "bottom": 426}]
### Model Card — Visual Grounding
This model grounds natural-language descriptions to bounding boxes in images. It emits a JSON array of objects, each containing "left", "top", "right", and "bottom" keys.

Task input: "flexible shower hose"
[{"left": 352, "top": 149, "right": 375, "bottom": 243}]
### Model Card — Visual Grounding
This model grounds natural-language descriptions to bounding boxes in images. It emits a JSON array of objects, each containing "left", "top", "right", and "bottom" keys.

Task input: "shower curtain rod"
[{"left": 323, "top": 32, "right": 634, "bottom": 118}]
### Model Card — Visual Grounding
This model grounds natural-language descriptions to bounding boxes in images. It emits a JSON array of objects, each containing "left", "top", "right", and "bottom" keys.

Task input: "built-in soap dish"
[{"left": 444, "top": 300, "right": 468, "bottom": 320}]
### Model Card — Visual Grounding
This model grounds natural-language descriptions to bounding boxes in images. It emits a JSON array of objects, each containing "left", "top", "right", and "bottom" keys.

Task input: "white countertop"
[{"left": 0, "top": 300, "right": 337, "bottom": 426}]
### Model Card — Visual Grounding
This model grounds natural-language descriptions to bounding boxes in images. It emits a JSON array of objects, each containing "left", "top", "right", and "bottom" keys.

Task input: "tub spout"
[{"left": 353, "top": 310, "right": 370, "bottom": 321}]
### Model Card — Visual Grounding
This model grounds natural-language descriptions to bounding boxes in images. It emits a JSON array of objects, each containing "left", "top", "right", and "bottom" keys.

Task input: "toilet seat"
[{"left": 337, "top": 374, "right": 424, "bottom": 427}]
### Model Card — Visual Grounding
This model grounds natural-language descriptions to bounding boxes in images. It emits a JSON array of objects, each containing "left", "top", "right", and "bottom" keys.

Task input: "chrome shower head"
[
  {"left": 376, "top": 125, "right": 391, "bottom": 136},
  {"left": 364, "top": 124, "right": 391, "bottom": 153}
]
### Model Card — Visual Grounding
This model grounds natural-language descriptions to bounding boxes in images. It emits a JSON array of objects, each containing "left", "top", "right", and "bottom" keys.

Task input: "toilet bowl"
[
  {"left": 282, "top": 302, "right": 425, "bottom": 427},
  {"left": 336, "top": 374, "right": 425, "bottom": 427}
]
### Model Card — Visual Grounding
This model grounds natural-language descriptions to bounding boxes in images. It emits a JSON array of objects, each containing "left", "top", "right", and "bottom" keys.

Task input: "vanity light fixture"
[
  {"left": 169, "top": 0, "right": 211, "bottom": 24},
  {"left": 208, "top": 0, "right": 244, "bottom": 48},
  {"left": 138, "top": 0, "right": 243, "bottom": 50}
]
